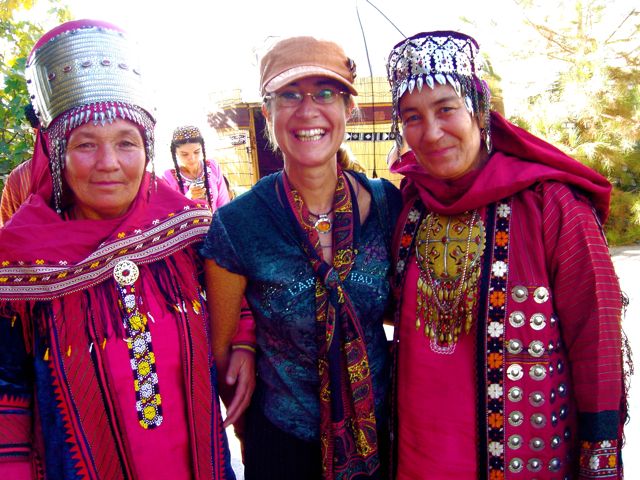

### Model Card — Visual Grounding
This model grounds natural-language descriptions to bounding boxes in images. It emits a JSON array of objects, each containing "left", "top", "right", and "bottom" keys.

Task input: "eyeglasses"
[{"left": 265, "top": 88, "right": 348, "bottom": 108}]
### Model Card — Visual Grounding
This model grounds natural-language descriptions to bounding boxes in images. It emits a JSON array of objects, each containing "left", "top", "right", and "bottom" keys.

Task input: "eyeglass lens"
[{"left": 276, "top": 88, "right": 344, "bottom": 106}]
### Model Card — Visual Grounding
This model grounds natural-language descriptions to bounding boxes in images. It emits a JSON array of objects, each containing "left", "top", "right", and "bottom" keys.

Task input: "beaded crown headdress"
[
  {"left": 25, "top": 19, "right": 156, "bottom": 213},
  {"left": 171, "top": 126, "right": 203, "bottom": 145},
  {"left": 386, "top": 30, "right": 491, "bottom": 151}
]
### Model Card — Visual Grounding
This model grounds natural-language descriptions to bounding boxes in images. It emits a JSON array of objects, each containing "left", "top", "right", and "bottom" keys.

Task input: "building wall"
[{"left": 212, "top": 127, "right": 256, "bottom": 195}]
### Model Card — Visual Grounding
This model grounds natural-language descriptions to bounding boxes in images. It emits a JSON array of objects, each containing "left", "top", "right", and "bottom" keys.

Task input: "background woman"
[
  {"left": 386, "top": 31, "right": 627, "bottom": 479},
  {"left": 201, "top": 36, "right": 401, "bottom": 480},
  {"left": 163, "top": 125, "right": 230, "bottom": 210},
  {"left": 0, "top": 20, "right": 238, "bottom": 479}
]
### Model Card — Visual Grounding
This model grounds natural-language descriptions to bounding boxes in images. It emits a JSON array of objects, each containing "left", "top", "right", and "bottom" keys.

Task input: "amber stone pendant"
[{"left": 314, "top": 214, "right": 332, "bottom": 233}]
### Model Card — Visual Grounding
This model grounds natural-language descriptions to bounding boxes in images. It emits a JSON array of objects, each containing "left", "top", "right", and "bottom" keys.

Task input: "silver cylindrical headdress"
[
  {"left": 25, "top": 20, "right": 156, "bottom": 213},
  {"left": 26, "top": 22, "right": 155, "bottom": 128},
  {"left": 386, "top": 31, "right": 491, "bottom": 152}
]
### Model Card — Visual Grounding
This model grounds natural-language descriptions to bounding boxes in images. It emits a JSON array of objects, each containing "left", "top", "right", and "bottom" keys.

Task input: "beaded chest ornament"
[
  {"left": 113, "top": 259, "right": 163, "bottom": 429},
  {"left": 415, "top": 210, "right": 485, "bottom": 353}
]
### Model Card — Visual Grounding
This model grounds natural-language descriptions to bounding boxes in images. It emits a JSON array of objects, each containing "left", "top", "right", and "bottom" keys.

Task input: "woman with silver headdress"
[
  {"left": 386, "top": 31, "right": 627, "bottom": 479},
  {"left": 0, "top": 19, "right": 246, "bottom": 479}
]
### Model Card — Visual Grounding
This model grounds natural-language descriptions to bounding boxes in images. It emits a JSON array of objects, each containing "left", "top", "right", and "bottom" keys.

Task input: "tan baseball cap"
[{"left": 259, "top": 36, "right": 358, "bottom": 96}]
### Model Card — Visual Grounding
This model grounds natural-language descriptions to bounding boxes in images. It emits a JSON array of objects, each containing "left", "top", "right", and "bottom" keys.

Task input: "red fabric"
[
  {"left": 0, "top": 396, "right": 31, "bottom": 461},
  {"left": 26, "top": 132, "right": 51, "bottom": 202},
  {"left": 391, "top": 111, "right": 612, "bottom": 221},
  {"left": 508, "top": 184, "right": 623, "bottom": 478},
  {"left": 397, "top": 260, "right": 477, "bottom": 480},
  {"left": 0, "top": 174, "right": 199, "bottom": 263},
  {"left": 232, "top": 300, "right": 257, "bottom": 347},
  {"left": 102, "top": 286, "right": 191, "bottom": 478},
  {"left": 539, "top": 182, "right": 623, "bottom": 413},
  {"left": 0, "top": 462, "right": 32, "bottom": 479}
]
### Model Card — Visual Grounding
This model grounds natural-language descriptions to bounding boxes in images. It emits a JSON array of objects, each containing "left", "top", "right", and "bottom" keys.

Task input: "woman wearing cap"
[
  {"left": 0, "top": 20, "right": 242, "bottom": 479},
  {"left": 386, "top": 31, "right": 627, "bottom": 479},
  {"left": 162, "top": 125, "right": 230, "bottom": 211},
  {"left": 201, "top": 36, "right": 401, "bottom": 479}
]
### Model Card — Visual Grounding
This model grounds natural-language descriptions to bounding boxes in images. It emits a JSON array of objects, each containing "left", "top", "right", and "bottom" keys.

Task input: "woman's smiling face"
[
  {"left": 64, "top": 119, "right": 146, "bottom": 220},
  {"left": 265, "top": 76, "right": 351, "bottom": 170},
  {"left": 399, "top": 83, "right": 485, "bottom": 180}
]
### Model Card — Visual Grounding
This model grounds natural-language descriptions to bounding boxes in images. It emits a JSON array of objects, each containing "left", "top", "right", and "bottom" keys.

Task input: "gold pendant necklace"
[
  {"left": 289, "top": 187, "right": 333, "bottom": 234},
  {"left": 415, "top": 210, "right": 485, "bottom": 353}
]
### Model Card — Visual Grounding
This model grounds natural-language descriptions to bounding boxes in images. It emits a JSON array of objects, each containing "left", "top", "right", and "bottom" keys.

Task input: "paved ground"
[
  {"left": 226, "top": 245, "right": 640, "bottom": 479},
  {"left": 228, "top": 432, "right": 244, "bottom": 479},
  {"left": 611, "top": 246, "right": 640, "bottom": 477}
]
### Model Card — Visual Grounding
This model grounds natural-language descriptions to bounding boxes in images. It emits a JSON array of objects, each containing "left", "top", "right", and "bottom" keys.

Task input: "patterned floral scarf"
[{"left": 279, "top": 167, "right": 381, "bottom": 480}]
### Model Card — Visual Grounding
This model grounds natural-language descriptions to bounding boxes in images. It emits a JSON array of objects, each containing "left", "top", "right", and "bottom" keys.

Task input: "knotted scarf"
[{"left": 279, "top": 167, "right": 380, "bottom": 480}]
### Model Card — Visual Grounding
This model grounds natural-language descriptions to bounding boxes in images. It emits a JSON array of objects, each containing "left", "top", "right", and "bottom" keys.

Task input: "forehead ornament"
[
  {"left": 386, "top": 31, "right": 491, "bottom": 153},
  {"left": 172, "top": 126, "right": 203, "bottom": 144}
]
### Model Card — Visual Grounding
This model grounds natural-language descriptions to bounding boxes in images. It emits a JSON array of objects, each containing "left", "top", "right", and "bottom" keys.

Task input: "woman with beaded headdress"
[
  {"left": 162, "top": 125, "right": 230, "bottom": 210},
  {"left": 386, "top": 31, "right": 627, "bottom": 479},
  {"left": 0, "top": 19, "right": 250, "bottom": 479},
  {"left": 201, "top": 36, "right": 402, "bottom": 479}
]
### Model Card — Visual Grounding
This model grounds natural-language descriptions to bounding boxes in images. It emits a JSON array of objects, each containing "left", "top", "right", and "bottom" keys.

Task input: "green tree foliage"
[
  {"left": 509, "top": 0, "right": 640, "bottom": 244},
  {"left": 0, "top": 0, "right": 71, "bottom": 191}
]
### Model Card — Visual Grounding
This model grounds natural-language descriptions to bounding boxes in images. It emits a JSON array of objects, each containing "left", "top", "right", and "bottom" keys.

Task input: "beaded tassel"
[{"left": 119, "top": 284, "right": 163, "bottom": 429}]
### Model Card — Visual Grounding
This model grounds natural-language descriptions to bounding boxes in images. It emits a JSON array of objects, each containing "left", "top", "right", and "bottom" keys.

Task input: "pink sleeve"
[
  {"left": 230, "top": 298, "right": 255, "bottom": 348},
  {"left": 159, "top": 168, "right": 182, "bottom": 193},
  {"left": 541, "top": 182, "right": 624, "bottom": 478},
  {"left": 206, "top": 160, "right": 230, "bottom": 209},
  {"left": 541, "top": 182, "right": 622, "bottom": 413},
  {"left": 216, "top": 177, "right": 230, "bottom": 209}
]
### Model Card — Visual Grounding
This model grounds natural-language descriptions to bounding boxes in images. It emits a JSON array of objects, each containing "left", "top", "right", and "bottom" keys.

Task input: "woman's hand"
[
  {"left": 222, "top": 348, "right": 256, "bottom": 427},
  {"left": 204, "top": 259, "right": 253, "bottom": 426},
  {"left": 188, "top": 182, "right": 206, "bottom": 199}
]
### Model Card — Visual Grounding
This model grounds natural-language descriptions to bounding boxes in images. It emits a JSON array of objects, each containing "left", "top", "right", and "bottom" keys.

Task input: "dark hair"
[
  {"left": 170, "top": 137, "right": 213, "bottom": 209},
  {"left": 24, "top": 103, "right": 40, "bottom": 128}
]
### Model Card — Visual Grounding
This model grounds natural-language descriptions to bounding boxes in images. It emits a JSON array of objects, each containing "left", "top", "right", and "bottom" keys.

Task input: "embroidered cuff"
[{"left": 579, "top": 439, "right": 620, "bottom": 479}]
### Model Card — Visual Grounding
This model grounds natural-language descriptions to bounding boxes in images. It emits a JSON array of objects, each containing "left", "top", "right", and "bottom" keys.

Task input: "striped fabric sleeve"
[
  {"left": 0, "top": 397, "right": 31, "bottom": 462},
  {"left": 0, "top": 311, "right": 33, "bottom": 464},
  {"left": 541, "top": 182, "right": 624, "bottom": 479}
]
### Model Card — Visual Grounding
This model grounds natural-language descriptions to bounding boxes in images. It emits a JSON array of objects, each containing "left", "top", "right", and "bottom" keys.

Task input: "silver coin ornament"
[{"left": 113, "top": 260, "right": 140, "bottom": 286}]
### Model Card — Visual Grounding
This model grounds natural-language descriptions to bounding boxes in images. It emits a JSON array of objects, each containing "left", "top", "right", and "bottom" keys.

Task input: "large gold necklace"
[{"left": 415, "top": 210, "right": 485, "bottom": 353}]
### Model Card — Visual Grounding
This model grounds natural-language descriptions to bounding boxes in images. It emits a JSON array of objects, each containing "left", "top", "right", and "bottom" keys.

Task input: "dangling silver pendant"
[{"left": 314, "top": 214, "right": 332, "bottom": 234}]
